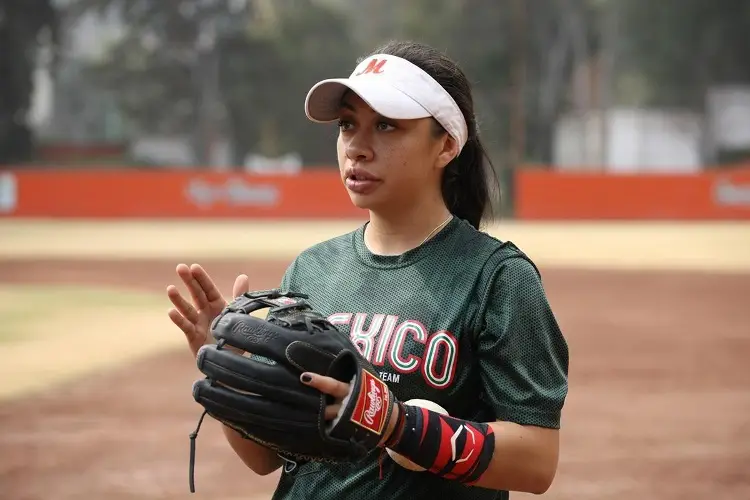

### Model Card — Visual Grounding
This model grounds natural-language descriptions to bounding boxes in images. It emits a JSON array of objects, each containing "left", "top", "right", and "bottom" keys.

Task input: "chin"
[
  {"left": 341, "top": 178, "right": 388, "bottom": 212},
  {"left": 347, "top": 192, "right": 375, "bottom": 210},
  {"left": 348, "top": 189, "right": 392, "bottom": 213}
]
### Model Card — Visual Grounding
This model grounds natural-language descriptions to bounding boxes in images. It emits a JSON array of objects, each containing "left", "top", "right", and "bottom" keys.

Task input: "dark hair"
[{"left": 361, "top": 41, "right": 499, "bottom": 230}]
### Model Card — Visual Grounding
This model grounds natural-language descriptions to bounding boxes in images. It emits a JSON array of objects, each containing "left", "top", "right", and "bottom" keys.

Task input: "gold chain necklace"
[{"left": 419, "top": 214, "right": 454, "bottom": 246}]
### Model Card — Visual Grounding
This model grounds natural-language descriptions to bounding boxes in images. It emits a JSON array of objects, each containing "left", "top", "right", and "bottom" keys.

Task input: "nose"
[{"left": 345, "top": 130, "right": 374, "bottom": 163}]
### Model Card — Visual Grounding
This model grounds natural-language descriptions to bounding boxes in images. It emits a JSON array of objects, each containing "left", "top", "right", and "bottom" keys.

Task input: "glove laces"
[
  {"left": 188, "top": 409, "right": 208, "bottom": 493},
  {"left": 188, "top": 337, "right": 228, "bottom": 493}
]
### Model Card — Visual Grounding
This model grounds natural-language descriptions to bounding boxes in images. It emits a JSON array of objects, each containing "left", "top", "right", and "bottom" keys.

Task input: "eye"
[
  {"left": 338, "top": 119, "right": 354, "bottom": 131},
  {"left": 376, "top": 121, "right": 395, "bottom": 131}
]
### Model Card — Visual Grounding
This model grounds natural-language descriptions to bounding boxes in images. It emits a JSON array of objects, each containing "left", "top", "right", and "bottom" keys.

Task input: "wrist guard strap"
[{"left": 390, "top": 403, "right": 495, "bottom": 484}]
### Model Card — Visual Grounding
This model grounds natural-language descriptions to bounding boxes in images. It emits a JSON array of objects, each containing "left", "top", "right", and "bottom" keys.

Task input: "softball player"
[{"left": 168, "top": 40, "right": 569, "bottom": 500}]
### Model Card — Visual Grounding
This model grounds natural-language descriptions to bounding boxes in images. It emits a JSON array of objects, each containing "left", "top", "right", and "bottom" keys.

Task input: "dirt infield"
[{"left": 1, "top": 256, "right": 749, "bottom": 500}]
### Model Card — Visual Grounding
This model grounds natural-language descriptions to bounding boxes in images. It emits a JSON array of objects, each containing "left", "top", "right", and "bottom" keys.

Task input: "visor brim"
[{"left": 305, "top": 78, "right": 432, "bottom": 123}]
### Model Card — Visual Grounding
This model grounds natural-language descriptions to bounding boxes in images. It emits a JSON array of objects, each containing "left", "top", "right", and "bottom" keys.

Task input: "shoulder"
[
  {"left": 451, "top": 219, "right": 541, "bottom": 289},
  {"left": 451, "top": 222, "right": 547, "bottom": 329},
  {"left": 452, "top": 218, "right": 535, "bottom": 259}
]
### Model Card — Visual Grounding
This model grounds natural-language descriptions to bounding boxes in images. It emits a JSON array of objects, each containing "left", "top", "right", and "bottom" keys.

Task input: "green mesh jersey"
[{"left": 270, "top": 217, "right": 569, "bottom": 500}]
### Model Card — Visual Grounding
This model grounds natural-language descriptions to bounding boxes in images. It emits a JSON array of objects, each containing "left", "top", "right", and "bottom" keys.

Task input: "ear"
[{"left": 434, "top": 133, "right": 459, "bottom": 170}]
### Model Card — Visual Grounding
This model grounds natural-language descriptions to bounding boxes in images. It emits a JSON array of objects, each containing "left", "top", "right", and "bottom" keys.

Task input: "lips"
[
  {"left": 344, "top": 167, "right": 382, "bottom": 195},
  {"left": 345, "top": 167, "right": 380, "bottom": 182}
]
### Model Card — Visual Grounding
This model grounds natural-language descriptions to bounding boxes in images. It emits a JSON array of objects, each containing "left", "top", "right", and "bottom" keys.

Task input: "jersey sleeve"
[
  {"left": 279, "top": 256, "right": 301, "bottom": 291},
  {"left": 475, "top": 256, "right": 569, "bottom": 429}
]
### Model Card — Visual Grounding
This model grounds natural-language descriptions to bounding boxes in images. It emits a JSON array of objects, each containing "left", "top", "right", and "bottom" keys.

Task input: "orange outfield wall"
[
  {"left": 3, "top": 166, "right": 750, "bottom": 220},
  {"left": 0, "top": 169, "right": 368, "bottom": 219},
  {"left": 515, "top": 166, "right": 750, "bottom": 220}
]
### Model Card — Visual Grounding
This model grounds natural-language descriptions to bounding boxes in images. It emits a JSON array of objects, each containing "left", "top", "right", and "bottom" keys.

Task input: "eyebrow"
[
  {"left": 338, "top": 100, "right": 356, "bottom": 112},
  {"left": 338, "top": 99, "right": 393, "bottom": 123}
]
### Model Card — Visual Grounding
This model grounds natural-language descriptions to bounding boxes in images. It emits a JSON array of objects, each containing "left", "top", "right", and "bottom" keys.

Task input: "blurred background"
[
  {"left": 2, "top": 0, "right": 750, "bottom": 219},
  {"left": 1, "top": 2, "right": 749, "bottom": 500}
]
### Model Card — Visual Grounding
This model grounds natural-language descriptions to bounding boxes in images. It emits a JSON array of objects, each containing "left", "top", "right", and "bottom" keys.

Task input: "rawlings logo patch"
[
  {"left": 350, "top": 370, "right": 389, "bottom": 435},
  {"left": 269, "top": 296, "right": 300, "bottom": 307}
]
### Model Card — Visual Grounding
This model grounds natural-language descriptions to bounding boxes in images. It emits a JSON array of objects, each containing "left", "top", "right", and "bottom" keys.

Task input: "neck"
[{"left": 365, "top": 198, "right": 453, "bottom": 256}]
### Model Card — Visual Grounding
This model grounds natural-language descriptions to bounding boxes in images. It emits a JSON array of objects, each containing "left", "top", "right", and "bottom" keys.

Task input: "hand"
[
  {"left": 167, "top": 263, "right": 250, "bottom": 358},
  {"left": 300, "top": 372, "right": 400, "bottom": 447}
]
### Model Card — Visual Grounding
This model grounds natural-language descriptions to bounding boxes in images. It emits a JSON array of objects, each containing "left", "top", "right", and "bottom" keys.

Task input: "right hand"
[{"left": 167, "top": 263, "right": 250, "bottom": 358}]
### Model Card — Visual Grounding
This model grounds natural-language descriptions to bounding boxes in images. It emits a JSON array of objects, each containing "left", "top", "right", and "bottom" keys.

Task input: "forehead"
[{"left": 339, "top": 91, "right": 377, "bottom": 115}]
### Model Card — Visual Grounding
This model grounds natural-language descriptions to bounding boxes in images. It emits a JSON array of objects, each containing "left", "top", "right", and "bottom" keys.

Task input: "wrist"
[
  {"left": 387, "top": 405, "right": 496, "bottom": 484},
  {"left": 380, "top": 401, "right": 405, "bottom": 448}
]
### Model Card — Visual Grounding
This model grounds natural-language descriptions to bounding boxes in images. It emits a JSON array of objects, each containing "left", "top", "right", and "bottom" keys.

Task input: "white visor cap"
[{"left": 304, "top": 54, "right": 469, "bottom": 153}]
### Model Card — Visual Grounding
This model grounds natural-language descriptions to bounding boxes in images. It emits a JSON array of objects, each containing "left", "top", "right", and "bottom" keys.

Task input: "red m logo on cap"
[{"left": 355, "top": 59, "right": 386, "bottom": 76}]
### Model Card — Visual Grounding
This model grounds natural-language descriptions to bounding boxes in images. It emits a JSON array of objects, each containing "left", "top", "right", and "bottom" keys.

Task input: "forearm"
[
  {"left": 385, "top": 404, "right": 559, "bottom": 494},
  {"left": 222, "top": 424, "right": 283, "bottom": 475},
  {"left": 476, "top": 420, "right": 559, "bottom": 493}
]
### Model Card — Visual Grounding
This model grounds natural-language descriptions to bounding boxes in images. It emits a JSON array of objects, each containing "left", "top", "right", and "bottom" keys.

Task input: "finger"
[
  {"left": 177, "top": 263, "right": 209, "bottom": 309},
  {"left": 232, "top": 274, "right": 250, "bottom": 298},
  {"left": 168, "top": 308, "right": 195, "bottom": 338},
  {"left": 300, "top": 373, "right": 351, "bottom": 399},
  {"left": 325, "top": 404, "right": 342, "bottom": 421},
  {"left": 167, "top": 285, "right": 200, "bottom": 324},
  {"left": 190, "top": 263, "right": 224, "bottom": 304}
]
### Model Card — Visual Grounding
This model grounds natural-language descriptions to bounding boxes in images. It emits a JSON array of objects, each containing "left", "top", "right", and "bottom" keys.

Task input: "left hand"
[
  {"left": 299, "top": 372, "right": 349, "bottom": 420},
  {"left": 300, "top": 372, "right": 399, "bottom": 446}
]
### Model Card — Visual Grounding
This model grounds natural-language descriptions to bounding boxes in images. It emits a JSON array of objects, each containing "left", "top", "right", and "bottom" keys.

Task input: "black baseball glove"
[{"left": 187, "top": 289, "right": 397, "bottom": 492}]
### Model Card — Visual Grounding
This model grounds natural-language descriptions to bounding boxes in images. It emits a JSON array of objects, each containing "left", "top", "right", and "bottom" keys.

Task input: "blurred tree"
[
  {"left": 69, "top": 0, "right": 360, "bottom": 167},
  {"left": 614, "top": 0, "right": 750, "bottom": 109},
  {"left": 218, "top": 0, "right": 360, "bottom": 166},
  {"left": 0, "top": 0, "right": 59, "bottom": 165},
  {"left": 606, "top": 0, "right": 750, "bottom": 165},
  {"left": 69, "top": 0, "right": 246, "bottom": 166}
]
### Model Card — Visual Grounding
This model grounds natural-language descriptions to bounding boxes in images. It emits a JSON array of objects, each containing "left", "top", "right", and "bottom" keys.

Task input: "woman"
[{"left": 167, "top": 40, "right": 569, "bottom": 499}]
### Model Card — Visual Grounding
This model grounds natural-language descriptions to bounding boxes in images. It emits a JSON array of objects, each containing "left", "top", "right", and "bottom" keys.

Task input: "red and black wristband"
[{"left": 388, "top": 403, "right": 496, "bottom": 485}]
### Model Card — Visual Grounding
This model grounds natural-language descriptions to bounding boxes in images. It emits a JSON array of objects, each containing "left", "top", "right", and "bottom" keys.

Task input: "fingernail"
[{"left": 301, "top": 373, "right": 312, "bottom": 383}]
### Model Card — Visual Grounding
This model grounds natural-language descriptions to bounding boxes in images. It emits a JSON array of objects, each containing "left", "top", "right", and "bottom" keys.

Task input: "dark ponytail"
[{"left": 363, "top": 41, "right": 498, "bottom": 230}]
